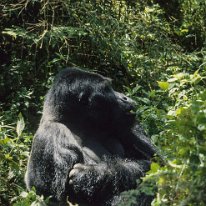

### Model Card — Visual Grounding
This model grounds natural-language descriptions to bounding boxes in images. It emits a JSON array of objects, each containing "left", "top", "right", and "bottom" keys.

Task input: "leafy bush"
[
  {"left": 0, "top": 0, "right": 206, "bottom": 205},
  {"left": 150, "top": 90, "right": 206, "bottom": 205},
  {"left": 0, "top": 114, "right": 31, "bottom": 205}
]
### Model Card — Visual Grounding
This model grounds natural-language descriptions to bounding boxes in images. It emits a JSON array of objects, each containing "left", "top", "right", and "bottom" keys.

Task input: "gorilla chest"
[{"left": 82, "top": 138, "right": 125, "bottom": 163}]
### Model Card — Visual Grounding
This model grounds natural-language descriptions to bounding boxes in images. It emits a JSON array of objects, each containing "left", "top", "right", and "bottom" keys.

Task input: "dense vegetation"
[{"left": 0, "top": 0, "right": 206, "bottom": 205}]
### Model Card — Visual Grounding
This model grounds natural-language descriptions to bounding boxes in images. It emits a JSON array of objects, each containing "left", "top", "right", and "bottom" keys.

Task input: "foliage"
[
  {"left": 150, "top": 91, "right": 206, "bottom": 205},
  {"left": 0, "top": 0, "right": 206, "bottom": 205},
  {"left": 0, "top": 114, "right": 31, "bottom": 205}
]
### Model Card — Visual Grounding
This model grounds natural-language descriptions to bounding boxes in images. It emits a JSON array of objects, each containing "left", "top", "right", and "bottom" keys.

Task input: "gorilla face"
[
  {"left": 44, "top": 68, "right": 136, "bottom": 132},
  {"left": 113, "top": 92, "right": 136, "bottom": 128}
]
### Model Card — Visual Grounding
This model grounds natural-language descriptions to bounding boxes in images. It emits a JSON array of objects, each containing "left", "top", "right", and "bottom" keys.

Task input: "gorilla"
[{"left": 25, "top": 68, "right": 157, "bottom": 206}]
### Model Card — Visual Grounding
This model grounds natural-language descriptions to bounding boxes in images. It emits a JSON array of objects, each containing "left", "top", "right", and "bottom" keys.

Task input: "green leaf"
[
  {"left": 0, "top": 137, "right": 11, "bottom": 145},
  {"left": 157, "top": 81, "right": 169, "bottom": 90},
  {"left": 2, "top": 30, "right": 17, "bottom": 39},
  {"left": 16, "top": 113, "right": 25, "bottom": 137},
  {"left": 150, "top": 162, "right": 160, "bottom": 173},
  {"left": 175, "top": 107, "right": 185, "bottom": 116}
]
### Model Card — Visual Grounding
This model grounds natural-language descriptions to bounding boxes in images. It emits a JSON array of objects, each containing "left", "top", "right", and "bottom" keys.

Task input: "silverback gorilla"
[{"left": 25, "top": 68, "right": 157, "bottom": 206}]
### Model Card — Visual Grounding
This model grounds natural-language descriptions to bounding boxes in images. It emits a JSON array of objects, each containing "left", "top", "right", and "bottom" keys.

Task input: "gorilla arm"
[
  {"left": 68, "top": 158, "right": 150, "bottom": 203},
  {"left": 25, "top": 122, "right": 84, "bottom": 201},
  {"left": 119, "top": 124, "right": 157, "bottom": 160}
]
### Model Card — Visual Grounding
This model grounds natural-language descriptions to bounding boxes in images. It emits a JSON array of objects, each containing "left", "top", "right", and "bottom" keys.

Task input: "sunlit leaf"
[
  {"left": 2, "top": 30, "right": 17, "bottom": 39},
  {"left": 16, "top": 113, "right": 25, "bottom": 137},
  {"left": 150, "top": 162, "right": 160, "bottom": 173},
  {"left": 157, "top": 81, "right": 169, "bottom": 90}
]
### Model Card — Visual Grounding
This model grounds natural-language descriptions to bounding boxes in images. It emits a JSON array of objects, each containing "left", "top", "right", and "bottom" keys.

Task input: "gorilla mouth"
[
  {"left": 126, "top": 108, "right": 136, "bottom": 116},
  {"left": 129, "top": 109, "right": 136, "bottom": 115},
  {"left": 126, "top": 104, "right": 136, "bottom": 113}
]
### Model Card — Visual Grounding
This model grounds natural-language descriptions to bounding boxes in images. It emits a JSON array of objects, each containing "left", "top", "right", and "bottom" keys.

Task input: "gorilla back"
[{"left": 25, "top": 68, "right": 156, "bottom": 206}]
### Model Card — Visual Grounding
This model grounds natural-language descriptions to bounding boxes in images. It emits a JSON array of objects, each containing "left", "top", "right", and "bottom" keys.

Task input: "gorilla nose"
[
  {"left": 122, "top": 96, "right": 136, "bottom": 106},
  {"left": 114, "top": 92, "right": 136, "bottom": 110},
  {"left": 115, "top": 92, "right": 135, "bottom": 104}
]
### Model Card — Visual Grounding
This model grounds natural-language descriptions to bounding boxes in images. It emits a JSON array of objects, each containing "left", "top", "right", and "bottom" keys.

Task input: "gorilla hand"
[{"left": 68, "top": 163, "right": 111, "bottom": 202}]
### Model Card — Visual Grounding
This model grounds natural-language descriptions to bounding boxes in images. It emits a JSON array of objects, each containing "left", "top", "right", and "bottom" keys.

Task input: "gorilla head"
[{"left": 43, "top": 68, "right": 136, "bottom": 132}]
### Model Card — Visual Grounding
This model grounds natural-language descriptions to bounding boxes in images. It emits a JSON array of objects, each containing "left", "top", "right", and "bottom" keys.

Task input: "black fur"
[{"left": 25, "top": 68, "right": 156, "bottom": 206}]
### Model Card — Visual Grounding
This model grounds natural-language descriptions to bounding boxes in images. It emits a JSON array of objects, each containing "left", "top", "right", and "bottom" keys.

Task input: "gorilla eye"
[
  {"left": 91, "top": 94, "right": 104, "bottom": 102},
  {"left": 104, "top": 85, "right": 113, "bottom": 93}
]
